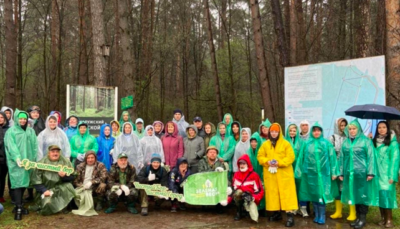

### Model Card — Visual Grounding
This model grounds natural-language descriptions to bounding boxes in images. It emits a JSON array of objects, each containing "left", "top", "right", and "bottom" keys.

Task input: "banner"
[
  {"left": 21, "top": 159, "right": 74, "bottom": 176},
  {"left": 134, "top": 182, "right": 184, "bottom": 201},
  {"left": 183, "top": 171, "right": 228, "bottom": 205},
  {"left": 66, "top": 85, "right": 118, "bottom": 135}
]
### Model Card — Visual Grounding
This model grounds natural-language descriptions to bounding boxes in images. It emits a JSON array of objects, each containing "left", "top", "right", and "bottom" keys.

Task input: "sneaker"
[{"left": 300, "top": 206, "right": 309, "bottom": 218}]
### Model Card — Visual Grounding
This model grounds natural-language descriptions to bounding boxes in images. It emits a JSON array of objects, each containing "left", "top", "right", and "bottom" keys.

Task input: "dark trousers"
[
  {"left": 0, "top": 164, "right": 10, "bottom": 198},
  {"left": 12, "top": 188, "right": 26, "bottom": 206},
  {"left": 355, "top": 204, "right": 369, "bottom": 215}
]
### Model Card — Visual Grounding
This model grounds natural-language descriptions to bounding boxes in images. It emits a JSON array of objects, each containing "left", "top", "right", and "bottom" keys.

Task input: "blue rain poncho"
[
  {"left": 96, "top": 124, "right": 115, "bottom": 171},
  {"left": 64, "top": 115, "right": 80, "bottom": 140}
]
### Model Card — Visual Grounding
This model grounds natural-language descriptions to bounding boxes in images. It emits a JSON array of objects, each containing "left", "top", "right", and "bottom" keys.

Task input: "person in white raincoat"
[
  {"left": 232, "top": 128, "right": 251, "bottom": 172},
  {"left": 37, "top": 115, "right": 71, "bottom": 161},
  {"left": 140, "top": 125, "right": 165, "bottom": 165},
  {"left": 113, "top": 122, "right": 142, "bottom": 173},
  {"left": 172, "top": 109, "right": 189, "bottom": 138}
]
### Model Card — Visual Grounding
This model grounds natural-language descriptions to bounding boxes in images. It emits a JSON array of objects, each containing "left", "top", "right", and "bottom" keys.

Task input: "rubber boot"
[
  {"left": 285, "top": 212, "right": 295, "bottom": 227},
  {"left": 378, "top": 207, "right": 386, "bottom": 226},
  {"left": 385, "top": 209, "right": 394, "bottom": 228},
  {"left": 95, "top": 197, "right": 104, "bottom": 211},
  {"left": 12, "top": 206, "right": 29, "bottom": 215},
  {"left": 104, "top": 204, "right": 117, "bottom": 214},
  {"left": 234, "top": 203, "right": 243, "bottom": 221},
  {"left": 127, "top": 202, "right": 138, "bottom": 214},
  {"left": 347, "top": 205, "right": 357, "bottom": 221},
  {"left": 312, "top": 202, "right": 319, "bottom": 223},
  {"left": 300, "top": 206, "right": 309, "bottom": 217},
  {"left": 350, "top": 212, "right": 360, "bottom": 227},
  {"left": 269, "top": 211, "right": 282, "bottom": 221},
  {"left": 330, "top": 200, "right": 343, "bottom": 219},
  {"left": 14, "top": 205, "right": 22, "bottom": 221},
  {"left": 354, "top": 213, "right": 366, "bottom": 229},
  {"left": 141, "top": 207, "right": 148, "bottom": 216},
  {"left": 317, "top": 204, "right": 326, "bottom": 225}
]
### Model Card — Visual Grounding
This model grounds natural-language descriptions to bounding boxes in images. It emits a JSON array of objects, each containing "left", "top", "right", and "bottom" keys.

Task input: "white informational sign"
[{"left": 284, "top": 56, "right": 386, "bottom": 137}]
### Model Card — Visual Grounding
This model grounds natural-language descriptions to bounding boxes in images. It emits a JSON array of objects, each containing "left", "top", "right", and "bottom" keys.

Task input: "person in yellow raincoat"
[{"left": 257, "top": 123, "right": 298, "bottom": 228}]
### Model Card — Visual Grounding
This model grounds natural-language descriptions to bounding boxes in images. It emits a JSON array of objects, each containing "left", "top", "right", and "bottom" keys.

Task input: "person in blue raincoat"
[
  {"left": 64, "top": 115, "right": 80, "bottom": 140},
  {"left": 96, "top": 124, "right": 115, "bottom": 171}
]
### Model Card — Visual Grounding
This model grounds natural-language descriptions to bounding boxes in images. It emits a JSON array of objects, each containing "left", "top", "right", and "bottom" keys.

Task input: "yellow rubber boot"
[
  {"left": 347, "top": 205, "right": 356, "bottom": 221},
  {"left": 330, "top": 200, "right": 343, "bottom": 219}
]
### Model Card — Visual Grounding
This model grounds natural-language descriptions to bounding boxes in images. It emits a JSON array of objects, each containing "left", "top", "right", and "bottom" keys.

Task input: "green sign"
[
  {"left": 121, "top": 95, "right": 134, "bottom": 110},
  {"left": 134, "top": 182, "right": 184, "bottom": 201},
  {"left": 21, "top": 159, "right": 74, "bottom": 176},
  {"left": 184, "top": 171, "right": 228, "bottom": 205}
]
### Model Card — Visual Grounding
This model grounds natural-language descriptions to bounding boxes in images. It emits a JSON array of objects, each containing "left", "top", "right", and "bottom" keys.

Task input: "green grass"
[{"left": 69, "top": 108, "right": 114, "bottom": 118}]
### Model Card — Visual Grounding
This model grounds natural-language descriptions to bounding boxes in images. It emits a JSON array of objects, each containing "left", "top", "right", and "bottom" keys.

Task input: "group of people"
[{"left": 0, "top": 106, "right": 397, "bottom": 229}]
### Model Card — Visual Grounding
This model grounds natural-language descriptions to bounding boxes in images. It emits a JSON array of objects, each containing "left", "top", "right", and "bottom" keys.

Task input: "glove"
[
  {"left": 180, "top": 197, "right": 186, "bottom": 203},
  {"left": 111, "top": 185, "right": 120, "bottom": 192},
  {"left": 115, "top": 189, "right": 122, "bottom": 196},
  {"left": 110, "top": 149, "right": 114, "bottom": 155},
  {"left": 148, "top": 171, "right": 156, "bottom": 181},
  {"left": 121, "top": 185, "right": 130, "bottom": 196},
  {"left": 227, "top": 187, "right": 233, "bottom": 196},
  {"left": 219, "top": 200, "right": 228, "bottom": 206},
  {"left": 164, "top": 165, "right": 170, "bottom": 173},
  {"left": 215, "top": 167, "right": 224, "bottom": 172},
  {"left": 268, "top": 167, "right": 278, "bottom": 174},
  {"left": 84, "top": 181, "right": 92, "bottom": 190},
  {"left": 77, "top": 153, "right": 85, "bottom": 161},
  {"left": 96, "top": 183, "right": 107, "bottom": 193},
  {"left": 16, "top": 159, "right": 22, "bottom": 167}
]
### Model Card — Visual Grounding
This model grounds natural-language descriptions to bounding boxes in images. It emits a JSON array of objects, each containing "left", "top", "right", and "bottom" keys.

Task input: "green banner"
[
  {"left": 134, "top": 182, "right": 184, "bottom": 201},
  {"left": 184, "top": 171, "right": 228, "bottom": 205},
  {"left": 21, "top": 159, "right": 74, "bottom": 176},
  {"left": 121, "top": 95, "right": 134, "bottom": 110}
]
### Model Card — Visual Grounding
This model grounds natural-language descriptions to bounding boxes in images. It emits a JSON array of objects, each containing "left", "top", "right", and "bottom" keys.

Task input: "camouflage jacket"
[
  {"left": 107, "top": 163, "right": 137, "bottom": 189},
  {"left": 198, "top": 156, "right": 228, "bottom": 173},
  {"left": 74, "top": 161, "right": 108, "bottom": 187}
]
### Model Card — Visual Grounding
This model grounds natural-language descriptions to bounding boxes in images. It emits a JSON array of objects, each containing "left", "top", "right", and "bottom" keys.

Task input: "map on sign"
[{"left": 284, "top": 56, "right": 386, "bottom": 137}]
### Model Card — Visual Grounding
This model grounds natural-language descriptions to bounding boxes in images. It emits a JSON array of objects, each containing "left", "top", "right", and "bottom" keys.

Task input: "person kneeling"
[
  {"left": 30, "top": 145, "right": 75, "bottom": 215},
  {"left": 169, "top": 157, "right": 191, "bottom": 212},
  {"left": 138, "top": 153, "right": 168, "bottom": 216},
  {"left": 104, "top": 153, "right": 139, "bottom": 214},
  {"left": 74, "top": 151, "right": 108, "bottom": 211},
  {"left": 230, "top": 154, "right": 264, "bottom": 222}
]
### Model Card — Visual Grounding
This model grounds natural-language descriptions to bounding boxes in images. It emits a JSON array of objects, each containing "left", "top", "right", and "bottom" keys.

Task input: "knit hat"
[
  {"left": 150, "top": 153, "right": 162, "bottom": 163},
  {"left": 18, "top": 112, "right": 28, "bottom": 119},
  {"left": 269, "top": 124, "right": 280, "bottom": 132},
  {"left": 173, "top": 109, "right": 183, "bottom": 115}
]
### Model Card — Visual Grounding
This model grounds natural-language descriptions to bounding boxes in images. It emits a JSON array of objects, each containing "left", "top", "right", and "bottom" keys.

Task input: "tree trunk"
[
  {"left": 4, "top": 0, "right": 16, "bottom": 107},
  {"left": 270, "top": 0, "right": 288, "bottom": 67},
  {"left": 356, "top": 0, "right": 370, "bottom": 57},
  {"left": 283, "top": 0, "right": 290, "bottom": 52},
  {"left": 295, "top": 0, "right": 307, "bottom": 64},
  {"left": 289, "top": 0, "right": 297, "bottom": 65},
  {"left": 338, "top": 0, "right": 347, "bottom": 59},
  {"left": 16, "top": 0, "right": 23, "bottom": 108},
  {"left": 219, "top": 0, "right": 227, "bottom": 49},
  {"left": 375, "top": 0, "right": 385, "bottom": 56},
  {"left": 249, "top": 0, "right": 275, "bottom": 121},
  {"left": 89, "top": 0, "right": 107, "bottom": 86},
  {"left": 78, "top": 0, "right": 88, "bottom": 85},
  {"left": 50, "top": 0, "right": 60, "bottom": 110},
  {"left": 204, "top": 0, "right": 223, "bottom": 121}
]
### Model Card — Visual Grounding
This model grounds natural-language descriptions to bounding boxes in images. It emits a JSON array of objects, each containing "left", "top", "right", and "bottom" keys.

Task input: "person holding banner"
[
  {"left": 183, "top": 125, "right": 205, "bottom": 173},
  {"left": 104, "top": 153, "right": 139, "bottom": 214},
  {"left": 140, "top": 125, "right": 165, "bottom": 165},
  {"left": 27, "top": 105, "right": 45, "bottom": 136},
  {"left": 257, "top": 123, "right": 297, "bottom": 228},
  {"left": 110, "top": 120, "right": 121, "bottom": 138},
  {"left": 203, "top": 122, "right": 216, "bottom": 148},
  {"left": 162, "top": 121, "right": 184, "bottom": 170},
  {"left": 5, "top": 110, "right": 38, "bottom": 220},
  {"left": 30, "top": 145, "right": 75, "bottom": 216},
  {"left": 37, "top": 115, "right": 71, "bottom": 161},
  {"left": 198, "top": 146, "right": 228, "bottom": 173},
  {"left": 232, "top": 128, "right": 251, "bottom": 172},
  {"left": 119, "top": 111, "right": 135, "bottom": 131},
  {"left": 96, "top": 124, "right": 115, "bottom": 171},
  {"left": 64, "top": 115, "right": 80, "bottom": 140},
  {"left": 339, "top": 119, "right": 378, "bottom": 229},
  {"left": 153, "top": 121, "right": 164, "bottom": 139},
  {"left": 169, "top": 157, "right": 191, "bottom": 212},
  {"left": 372, "top": 121, "right": 399, "bottom": 228},
  {"left": 230, "top": 154, "right": 264, "bottom": 222},
  {"left": 70, "top": 122, "right": 98, "bottom": 167},
  {"left": 113, "top": 122, "right": 142, "bottom": 173},
  {"left": 138, "top": 153, "right": 169, "bottom": 216}
]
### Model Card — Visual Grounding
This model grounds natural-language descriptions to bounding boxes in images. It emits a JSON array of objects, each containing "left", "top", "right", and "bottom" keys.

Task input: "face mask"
[{"left": 239, "top": 164, "right": 248, "bottom": 172}]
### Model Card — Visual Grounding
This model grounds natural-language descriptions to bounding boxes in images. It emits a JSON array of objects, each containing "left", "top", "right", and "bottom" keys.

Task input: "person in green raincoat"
[
  {"left": 134, "top": 118, "right": 145, "bottom": 139},
  {"left": 5, "top": 109, "right": 38, "bottom": 220},
  {"left": 222, "top": 113, "right": 234, "bottom": 137},
  {"left": 372, "top": 121, "right": 399, "bottom": 228},
  {"left": 30, "top": 145, "right": 75, "bottom": 216},
  {"left": 209, "top": 122, "right": 236, "bottom": 179},
  {"left": 246, "top": 135, "right": 266, "bottom": 216},
  {"left": 70, "top": 122, "right": 99, "bottom": 167},
  {"left": 295, "top": 122, "right": 339, "bottom": 225},
  {"left": 119, "top": 111, "right": 136, "bottom": 131},
  {"left": 339, "top": 119, "right": 378, "bottom": 229},
  {"left": 252, "top": 119, "right": 272, "bottom": 144}
]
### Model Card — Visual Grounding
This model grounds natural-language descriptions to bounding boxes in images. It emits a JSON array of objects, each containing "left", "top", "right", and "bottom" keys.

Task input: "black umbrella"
[{"left": 345, "top": 104, "right": 400, "bottom": 120}]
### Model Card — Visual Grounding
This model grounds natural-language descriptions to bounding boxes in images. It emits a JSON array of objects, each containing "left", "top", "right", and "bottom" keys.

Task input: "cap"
[
  {"left": 238, "top": 159, "right": 247, "bottom": 164},
  {"left": 150, "top": 153, "right": 162, "bottom": 163},
  {"left": 136, "top": 118, "right": 144, "bottom": 124},
  {"left": 206, "top": 146, "right": 219, "bottom": 154},
  {"left": 193, "top": 116, "right": 202, "bottom": 122},
  {"left": 118, "top": 153, "right": 128, "bottom": 159},
  {"left": 48, "top": 145, "right": 61, "bottom": 151}
]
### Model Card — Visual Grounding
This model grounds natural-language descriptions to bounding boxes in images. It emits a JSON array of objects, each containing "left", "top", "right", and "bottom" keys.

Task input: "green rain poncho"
[
  {"left": 119, "top": 111, "right": 136, "bottom": 131},
  {"left": 222, "top": 113, "right": 234, "bottom": 137},
  {"left": 30, "top": 154, "right": 75, "bottom": 215},
  {"left": 252, "top": 119, "right": 272, "bottom": 144},
  {"left": 339, "top": 119, "right": 379, "bottom": 206},
  {"left": 375, "top": 130, "right": 399, "bottom": 209},
  {"left": 209, "top": 122, "right": 236, "bottom": 172},
  {"left": 284, "top": 124, "right": 303, "bottom": 168},
  {"left": 295, "top": 122, "right": 339, "bottom": 204},
  {"left": 5, "top": 109, "right": 38, "bottom": 188},
  {"left": 70, "top": 122, "right": 99, "bottom": 163},
  {"left": 246, "top": 134, "right": 265, "bottom": 210}
]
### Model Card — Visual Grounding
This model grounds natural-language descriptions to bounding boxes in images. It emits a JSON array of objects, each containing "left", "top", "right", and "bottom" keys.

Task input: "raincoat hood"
[
  {"left": 269, "top": 123, "right": 284, "bottom": 143},
  {"left": 216, "top": 122, "right": 227, "bottom": 136},
  {"left": 177, "top": 157, "right": 188, "bottom": 167},
  {"left": 240, "top": 128, "right": 251, "bottom": 143},
  {"left": 231, "top": 121, "right": 242, "bottom": 140},
  {"left": 144, "top": 125, "right": 155, "bottom": 137},
  {"left": 13, "top": 109, "right": 30, "bottom": 127},
  {"left": 99, "top": 123, "right": 112, "bottom": 138},
  {"left": 258, "top": 119, "right": 272, "bottom": 133},
  {"left": 205, "top": 122, "right": 216, "bottom": 136},
  {"left": 65, "top": 115, "right": 80, "bottom": 128},
  {"left": 165, "top": 121, "right": 179, "bottom": 137},
  {"left": 119, "top": 111, "right": 133, "bottom": 123},
  {"left": 232, "top": 127, "right": 252, "bottom": 172},
  {"left": 236, "top": 154, "right": 253, "bottom": 172},
  {"left": 186, "top": 125, "right": 198, "bottom": 138},
  {"left": 152, "top": 121, "right": 164, "bottom": 133},
  {"left": 299, "top": 120, "right": 310, "bottom": 137},
  {"left": 310, "top": 122, "right": 324, "bottom": 140},
  {"left": 1, "top": 106, "right": 14, "bottom": 119},
  {"left": 0, "top": 112, "right": 9, "bottom": 127},
  {"left": 285, "top": 124, "right": 299, "bottom": 142},
  {"left": 122, "top": 122, "right": 134, "bottom": 135},
  {"left": 77, "top": 121, "right": 90, "bottom": 137},
  {"left": 84, "top": 150, "right": 97, "bottom": 162},
  {"left": 223, "top": 113, "right": 233, "bottom": 126},
  {"left": 49, "top": 111, "right": 62, "bottom": 125},
  {"left": 345, "top": 119, "right": 363, "bottom": 139},
  {"left": 45, "top": 115, "right": 59, "bottom": 130},
  {"left": 334, "top": 118, "right": 347, "bottom": 136}
]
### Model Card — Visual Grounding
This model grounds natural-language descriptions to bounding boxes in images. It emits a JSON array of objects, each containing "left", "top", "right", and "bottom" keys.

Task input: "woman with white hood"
[
  {"left": 37, "top": 115, "right": 71, "bottom": 161},
  {"left": 1, "top": 106, "right": 14, "bottom": 127},
  {"left": 140, "top": 125, "right": 165, "bottom": 165},
  {"left": 232, "top": 128, "right": 251, "bottom": 172},
  {"left": 113, "top": 122, "right": 142, "bottom": 173},
  {"left": 299, "top": 120, "right": 310, "bottom": 142}
]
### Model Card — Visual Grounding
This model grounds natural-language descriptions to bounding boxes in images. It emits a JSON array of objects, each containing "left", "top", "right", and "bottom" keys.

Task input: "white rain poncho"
[
  {"left": 232, "top": 128, "right": 251, "bottom": 172},
  {"left": 37, "top": 115, "right": 71, "bottom": 161},
  {"left": 140, "top": 125, "right": 165, "bottom": 165},
  {"left": 113, "top": 122, "right": 142, "bottom": 172},
  {"left": 173, "top": 115, "right": 189, "bottom": 138},
  {"left": 1, "top": 106, "right": 14, "bottom": 126}
]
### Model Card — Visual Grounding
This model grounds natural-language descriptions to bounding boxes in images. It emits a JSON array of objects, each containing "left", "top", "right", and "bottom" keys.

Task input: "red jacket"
[
  {"left": 161, "top": 121, "right": 184, "bottom": 169},
  {"left": 230, "top": 154, "right": 264, "bottom": 205}
]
